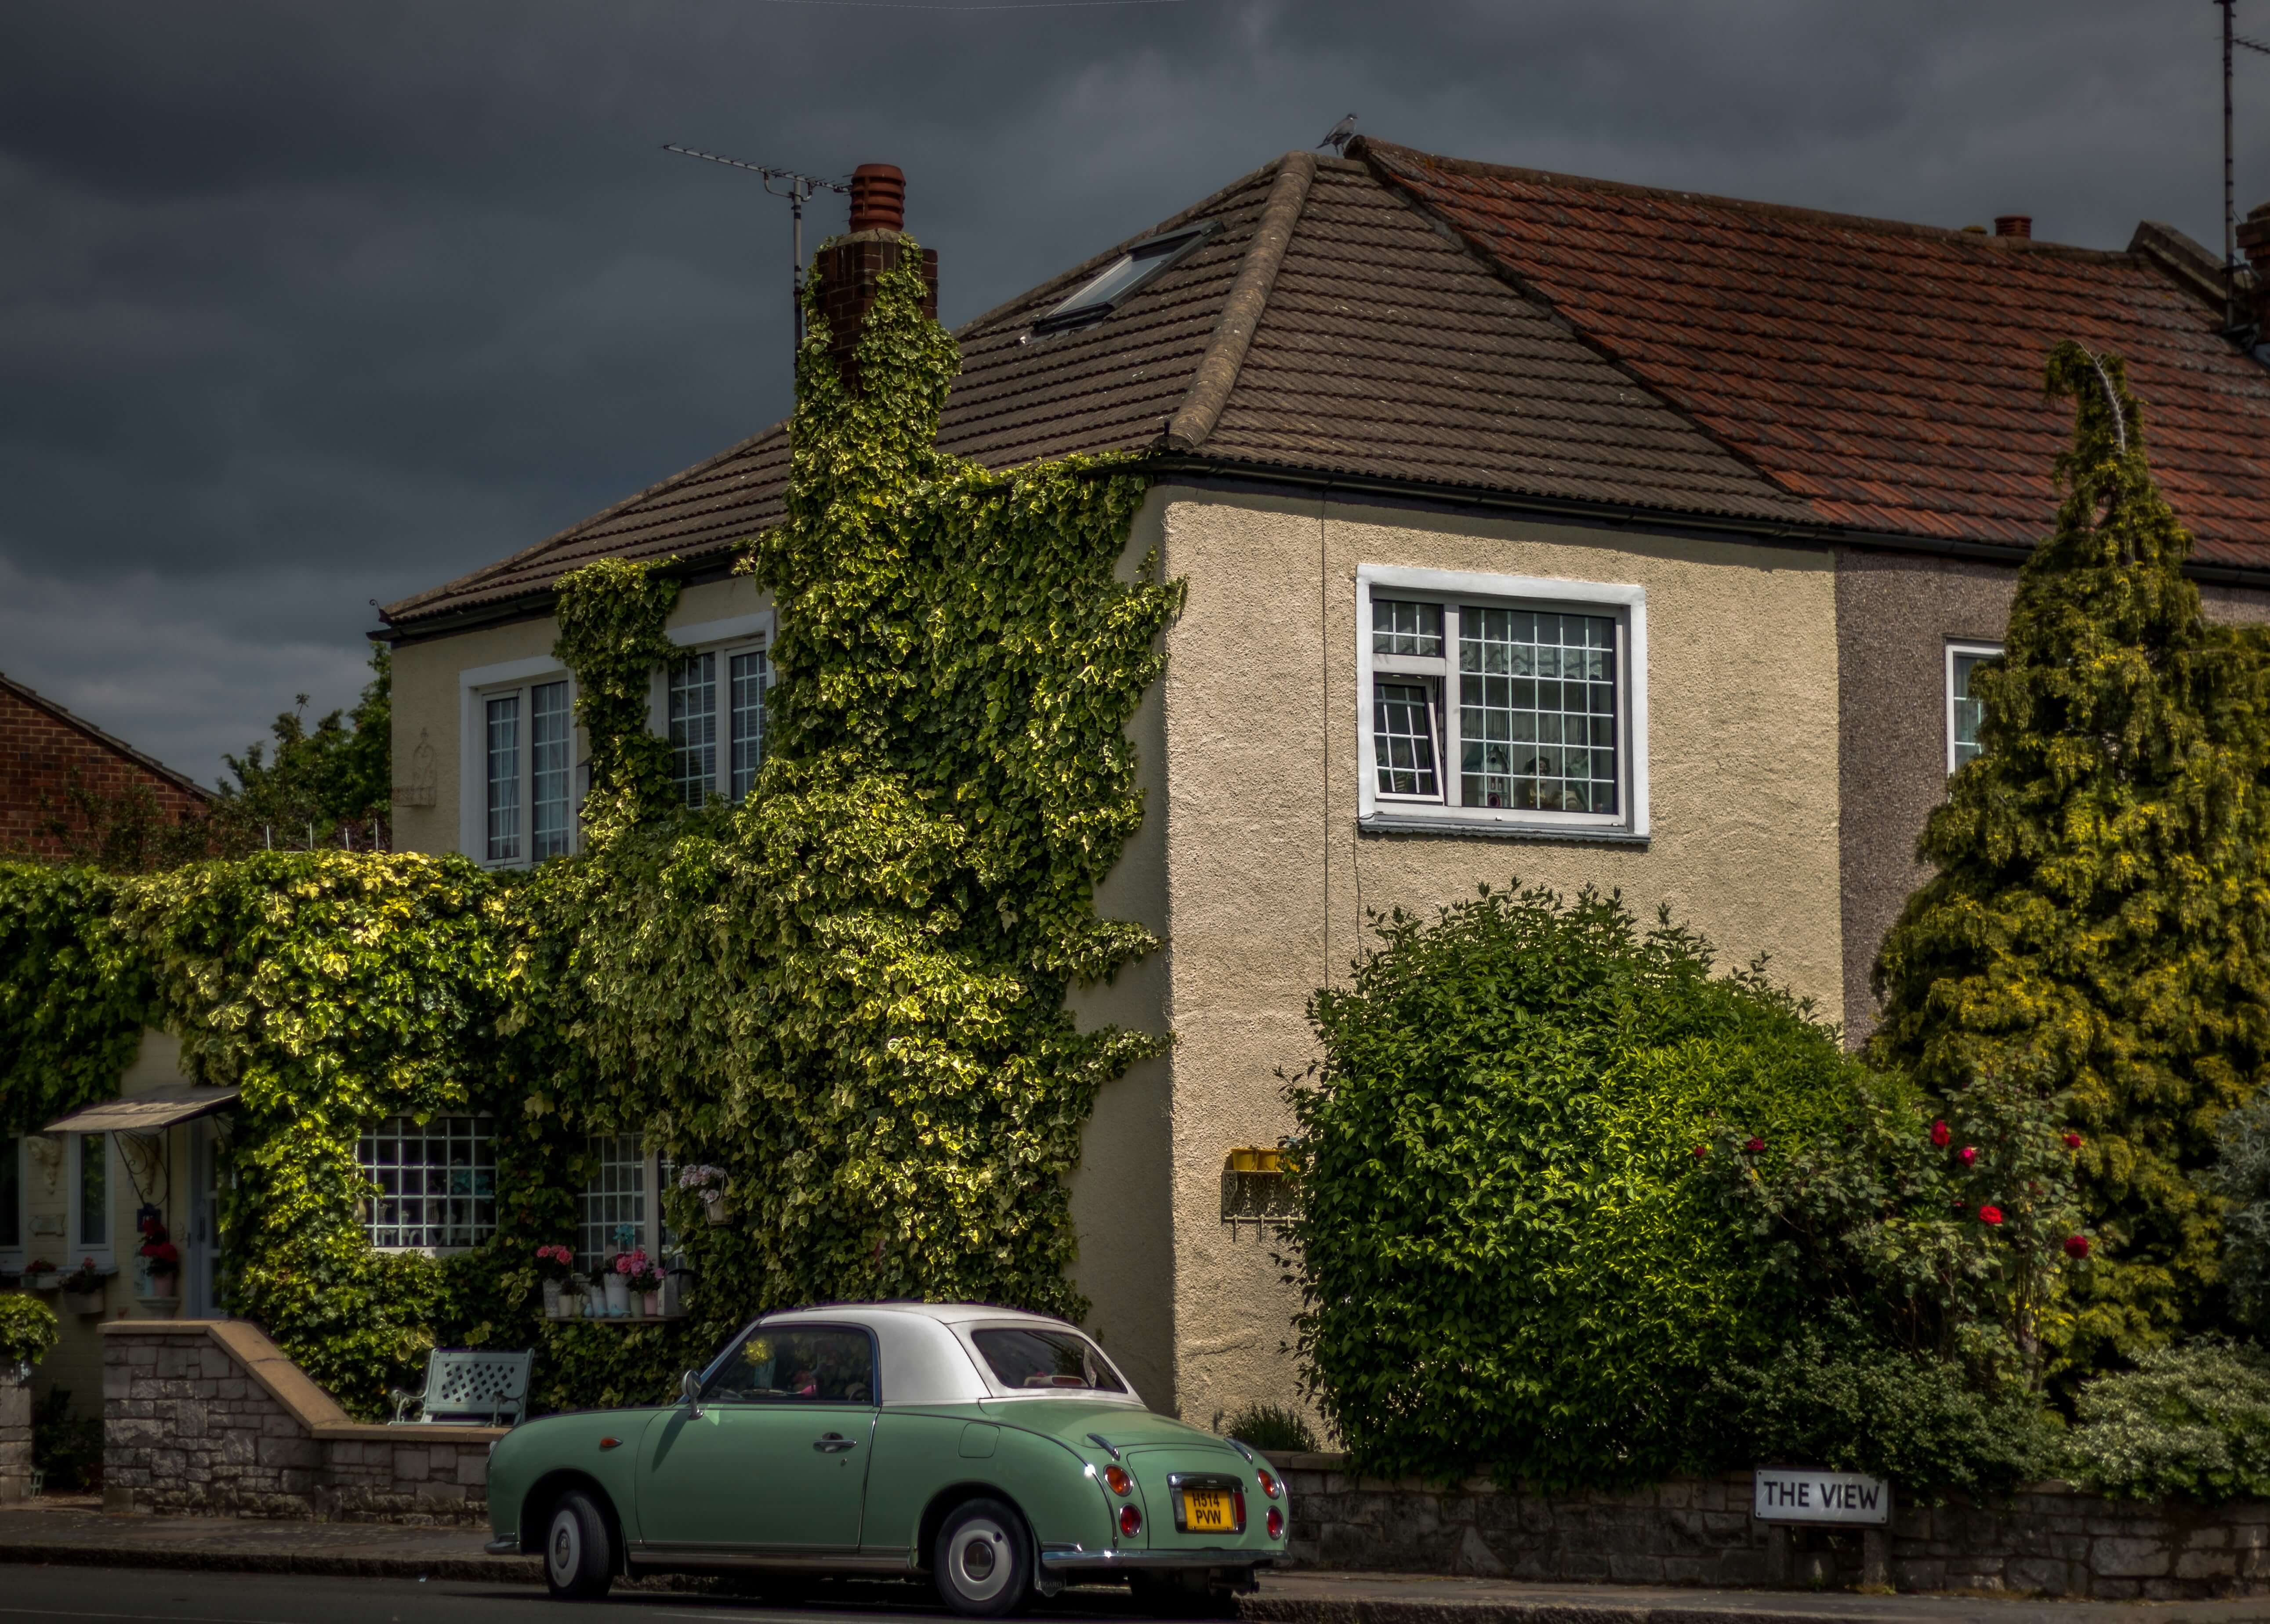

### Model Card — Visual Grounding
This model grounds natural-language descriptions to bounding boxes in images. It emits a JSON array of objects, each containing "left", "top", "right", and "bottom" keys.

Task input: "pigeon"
[{"left": 1317, "top": 114, "right": 1359, "bottom": 156}]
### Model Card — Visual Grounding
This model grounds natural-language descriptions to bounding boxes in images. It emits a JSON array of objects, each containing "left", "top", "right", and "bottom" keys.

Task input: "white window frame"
[
  {"left": 0, "top": 1137, "right": 26, "bottom": 1275},
  {"left": 577, "top": 1136, "right": 683, "bottom": 1277},
  {"left": 1946, "top": 641, "right": 2003, "bottom": 775},
  {"left": 649, "top": 612, "right": 776, "bottom": 809},
  {"left": 66, "top": 1132, "right": 115, "bottom": 1270},
  {"left": 459, "top": 656, "right": 581, "bottom": 868},
  {"left": 1356, "top": 565, "right": 1649, "bottom": 842}
]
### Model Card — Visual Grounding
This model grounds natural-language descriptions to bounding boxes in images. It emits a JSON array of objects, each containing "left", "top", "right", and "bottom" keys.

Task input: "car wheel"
[
  {"left": 933, "top": 1497, "right": 1031, "bottom": 1617},
  {"left": 544, "top": 1489, "right": 616, "bottom": 1601}
]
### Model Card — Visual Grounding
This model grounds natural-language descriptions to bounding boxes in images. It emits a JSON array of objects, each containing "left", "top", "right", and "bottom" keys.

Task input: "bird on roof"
[{"left": 1317, "top": 114, "right": 1358, "bottom": 155}]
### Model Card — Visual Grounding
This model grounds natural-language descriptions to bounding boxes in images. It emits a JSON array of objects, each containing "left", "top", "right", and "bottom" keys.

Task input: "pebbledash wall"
[
  {"left": 1276, "top": 1457, "right": 2270, "bottom": 1600},
  {"left": 102, "top": 1321, "right": 498, "bottom": 1522}
]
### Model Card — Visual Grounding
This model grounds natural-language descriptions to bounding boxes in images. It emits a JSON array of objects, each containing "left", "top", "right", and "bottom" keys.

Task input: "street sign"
[{"left": 1753, "top": 1467, "right": 1890, "bottom": 1525}]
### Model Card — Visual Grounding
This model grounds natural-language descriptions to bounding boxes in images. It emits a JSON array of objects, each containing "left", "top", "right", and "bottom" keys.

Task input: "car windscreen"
[{"left": 970, "top": 1326, "right": 1127, "bottom": 1392}]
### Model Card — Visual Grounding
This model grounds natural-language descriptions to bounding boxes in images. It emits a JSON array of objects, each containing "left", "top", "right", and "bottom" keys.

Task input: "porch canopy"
[{"left": 44, "top": 1084, "right": 240, "bottom": 1134}]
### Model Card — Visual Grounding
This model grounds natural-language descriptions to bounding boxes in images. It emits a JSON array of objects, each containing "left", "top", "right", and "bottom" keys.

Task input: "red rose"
[
  {"left": 2063, "top": 1134, "right": 2084, "bottom": 1150},
  {"left": 1744, "top": 1137, "right": 1766, "bottom": 1154},
  {"left": 1979, "top": 1205, "right": 2004, "bottom": 1226},
  {"left": 2064, "top": 1234, "right": 2090, "bottom": 1259},
  {"left": 1930, "top": 1120, "right": 1951, "bottom": 1148},
  {"left": 1692, "top": 1146, "right": 1708, "bottom": 1159},
  {"left": 1959, "top": 1146, "right": 1977, "bottom": 1165}
]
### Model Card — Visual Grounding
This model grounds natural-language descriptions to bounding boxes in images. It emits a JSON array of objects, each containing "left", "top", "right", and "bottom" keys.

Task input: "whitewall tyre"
[
  {"left": 934, "top": 1498, "right": 1032, "bottom": 1618},
  {"left": 544, "top": 1490, "right": 616, "bottom": 1601}
]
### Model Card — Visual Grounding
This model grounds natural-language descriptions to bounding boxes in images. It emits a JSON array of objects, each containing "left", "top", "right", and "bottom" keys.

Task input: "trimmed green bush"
[
  {"left": 1287, "top": 883, "right": 1864, "bottom": 1488},
  {"left": 0, "top": 1297, "right": 56, "bottom": 1369},
  {"left": 2066, "top": 1340, "right": 2270, "bottom": 1501}
]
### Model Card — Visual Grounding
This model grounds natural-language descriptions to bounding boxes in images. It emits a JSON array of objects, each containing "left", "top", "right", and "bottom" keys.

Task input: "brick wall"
[
  {"left": 102, "top": 1321, "right": 499, "bottom": 1524},
  {"left": 0, "top": 682, "right": 207, "bottom": 859},
  {"left": 1278, "top": 1456, "right": 2270, "bottom": 1600}
]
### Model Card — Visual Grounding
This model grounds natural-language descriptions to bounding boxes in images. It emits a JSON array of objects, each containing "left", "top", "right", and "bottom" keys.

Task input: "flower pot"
[
  {"left": 604, "top": 1276, "right": 631, "bottom": 1318},
  {"left": 643, "top": 1290, "right": 660, "bottom": 1318},
  {"left": 26, "top": 1275, "right": 57, "bottom": 1292},
  {"left": 61, "top": 1290, "right": 102, "bottom": 1316},
  {"left": 701, "top": 1189, "right": 729, "bottom": 1226},
  {"left": 143, "top": 1272, "right": 177, "bottom": 1300},
  {"left": 542, "top": 1280, "right": 563, "bottom": 1318}
]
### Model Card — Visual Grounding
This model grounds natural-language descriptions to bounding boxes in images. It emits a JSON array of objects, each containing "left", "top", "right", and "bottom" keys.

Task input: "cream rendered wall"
[
  {"left": 1148, "top": 489, "right": 1845, "bottom": 1432},
  {"left": 389, "top": 576, "right": 771, "bottom": 857}
]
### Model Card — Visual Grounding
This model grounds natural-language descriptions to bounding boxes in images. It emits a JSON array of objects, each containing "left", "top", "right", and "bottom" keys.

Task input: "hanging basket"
[{"left": 701, "top": 1188, "right": 729, "bottom": 1226}]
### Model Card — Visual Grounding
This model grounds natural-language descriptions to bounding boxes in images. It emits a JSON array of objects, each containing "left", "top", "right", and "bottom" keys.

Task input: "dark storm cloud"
[{"left": 0, "top": 0, "right": 2253, "bottom": 781}]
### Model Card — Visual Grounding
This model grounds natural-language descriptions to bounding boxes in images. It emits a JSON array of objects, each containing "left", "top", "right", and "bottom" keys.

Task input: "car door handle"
[{"left": 813, "top": 1433, "right": 857, "bottom": 1453}]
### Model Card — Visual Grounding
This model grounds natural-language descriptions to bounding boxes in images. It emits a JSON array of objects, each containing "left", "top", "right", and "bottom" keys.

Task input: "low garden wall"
[
  {"left": 101, "top": 1320, "right": 500, "bottom": 1522},
  {"left": 1277, "top": 1455, "right": 2270, "bottom": 1599}
]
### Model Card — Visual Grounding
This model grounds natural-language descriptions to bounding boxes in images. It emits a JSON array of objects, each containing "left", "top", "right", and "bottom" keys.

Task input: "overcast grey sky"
[{"left": 0, "top": 0, "right": 2257, "bottom": 784}]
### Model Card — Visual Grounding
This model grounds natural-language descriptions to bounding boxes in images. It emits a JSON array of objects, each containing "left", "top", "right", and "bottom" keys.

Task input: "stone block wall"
[
  {"left": 102, "top": 1320, "right": 500, "bottom": 1523},
  {"left": 1277, "top": 1456, "right": 2270, "bottom": 1599}
]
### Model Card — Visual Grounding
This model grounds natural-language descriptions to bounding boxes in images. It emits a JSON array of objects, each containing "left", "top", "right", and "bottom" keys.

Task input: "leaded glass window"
[
  {"left": 530, "top": 680, "right": 573, "bottom": 859},
  {"left": 1458, "top": 608, "right": 1618, "bottom": 815},
  {"left": 669, "top": 654, "right": 718, "bottom": 808},
  {"left": 1372, "top": 599, "right": 1443, "bottom": 658},
  {"left": 1373, "top": 681, "right": 1440, "bottom": 798},
  {"left": 358, "top": 1116, "right": 497, "bottom": 1250},
  {"left": 729, "top": 651, "right": 767, "bottom": 801},
  {"left": 485, "top": 696, "right": 522, "bottom": 863},
  {"left": 579, "top": 1135, "right": 645, "bottom": 1274}
]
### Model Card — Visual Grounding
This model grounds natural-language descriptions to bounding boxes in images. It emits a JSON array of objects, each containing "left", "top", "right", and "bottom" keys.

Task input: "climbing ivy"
[{"left": 0, "top": 233, "right": 1176, "bottom": 1418}]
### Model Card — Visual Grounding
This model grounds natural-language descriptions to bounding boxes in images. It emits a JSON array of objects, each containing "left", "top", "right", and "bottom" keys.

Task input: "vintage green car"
[{"left": 485, "top": 1302, "right": 1289, "bottom": 1611}]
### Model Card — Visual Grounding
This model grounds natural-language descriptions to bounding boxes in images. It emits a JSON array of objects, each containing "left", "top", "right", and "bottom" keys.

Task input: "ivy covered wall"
[{"left": 0, "top": 242, "right": 1179, "bottom": 1418}]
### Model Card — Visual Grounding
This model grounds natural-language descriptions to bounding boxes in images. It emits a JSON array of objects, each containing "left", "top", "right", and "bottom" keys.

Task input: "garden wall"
[
  {"left": 101, "top": 1320, "right": 500, "bottom": 1522},
  {"left": 1278, "top": 1454, "right": 2270, "bottom": 1599}
]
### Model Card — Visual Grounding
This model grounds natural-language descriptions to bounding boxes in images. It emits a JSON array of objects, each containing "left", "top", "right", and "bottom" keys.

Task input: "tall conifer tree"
[{"left": 1872, "top": 342, "right": 2270, "bottom": 1361}]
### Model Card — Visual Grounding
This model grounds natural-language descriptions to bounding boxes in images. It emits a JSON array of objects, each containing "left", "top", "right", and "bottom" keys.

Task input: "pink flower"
[
  {"left": 1930, "top": 1120, "right": 1950, "bottom": 1148},
  {"left": 2063, "top": 1133, "right": 2084, "bottom": 1150},
  {"left": 1691, "top": 1145, "right": 1708, "bottom": 1159},
  {"left": 1979, "top": 1205, "right": 2004, "bottom": 1226},
  {"left": 1744, "top": 1137, "right": 1766, "bottom": 1154},
  {"left": 1959, "top": 1146, "right": 1977, "bottom": 1166},
  {"left": 2064, "top": 1234, "right": 2090, "bottom": 1259}
]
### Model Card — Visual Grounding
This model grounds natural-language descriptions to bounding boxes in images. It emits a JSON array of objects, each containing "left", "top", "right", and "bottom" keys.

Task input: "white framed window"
[
  {"left": 1947, "top": 642, "right": 2002, "bottom": 773},
  {"left": 0, "top": 1137, "right": 26, "bottom": 1274},
  {"left": 356, "top": 1116, "right": 497, "bottom": 1251},
  {"left": 460, "top": 657, "right": 580, "bottom": 868},
  {"left": 653, "top": 612, "right": 773, "bottom": 809},
  {"left": 1356, "top": 566, "right": 1648, "bottom": 841},
  {"left": 67, "top": 1132, "right": 114, "bottom": 1269},
  {"left": 577, "top": 1135, "right": 683, "bottom": 1275}
]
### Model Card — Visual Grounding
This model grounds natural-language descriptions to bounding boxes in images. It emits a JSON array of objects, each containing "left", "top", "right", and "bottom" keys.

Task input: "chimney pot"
[
  {"left": 1993, "top": 214, "right": 2032, "bottom": 239},
  {"left": 849, "top": 164, "right": 906, "bottom": 234}
]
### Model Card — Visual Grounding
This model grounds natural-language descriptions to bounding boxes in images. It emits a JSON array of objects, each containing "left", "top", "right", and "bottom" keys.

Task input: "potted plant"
[
  {"left": 0, "top": 1297, "right": 57, "bottom": 1385},
  {"left": 58, "top": 1261, "right": 104, "bottom": 1316},
  {"left": 559, "top": 1271, "right": 588, "bottom": 1320},
  {"left": 137, "top": 1217, "right": 180, "bottom": 1301},
  {"left": 621, "top": 1250, "right": 664, "bottom": 1318},
  {"left": 23, "top": 1261, "right": 56, "bottom": 1292},
  {"left": 679, "top": 1164, "right": 729, "bottom": 1225},
  {"left": 534, "top": 1245, "right": 574, "bottom": 1317}
]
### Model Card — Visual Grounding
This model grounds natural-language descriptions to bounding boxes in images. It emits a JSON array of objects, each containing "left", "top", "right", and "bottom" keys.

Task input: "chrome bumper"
[
  {"left": 484, "top": 1537, "right": 521, "bottom": 1556},
  {"left": 1039, "top": 1548, "right": 1275, "bottom": 1571}
]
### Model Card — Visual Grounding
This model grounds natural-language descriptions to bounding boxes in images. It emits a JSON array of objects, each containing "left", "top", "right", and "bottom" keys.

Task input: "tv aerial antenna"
[{"left": 663, "top": 144, "right": 851, "bottom": 375}]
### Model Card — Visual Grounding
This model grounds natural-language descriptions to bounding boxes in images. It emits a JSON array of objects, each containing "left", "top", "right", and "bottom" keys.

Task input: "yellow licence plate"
[{"left": 1182, "top": 1488, "right": 1236, "bottom": 1532}]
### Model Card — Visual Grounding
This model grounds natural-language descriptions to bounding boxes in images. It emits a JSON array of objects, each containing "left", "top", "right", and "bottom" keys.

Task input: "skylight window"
[{"left": 1032, "top": 220, "right": 1219, "bottom": 334}]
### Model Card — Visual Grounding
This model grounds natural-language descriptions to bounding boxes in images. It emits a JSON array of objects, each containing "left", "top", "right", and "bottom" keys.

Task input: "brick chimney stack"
[
  {"left": 814, "top": 163, "right": 937, "bottom": 393},
  {"left": 1993, "top": 214, "right": 2032, "bottom": 239}
]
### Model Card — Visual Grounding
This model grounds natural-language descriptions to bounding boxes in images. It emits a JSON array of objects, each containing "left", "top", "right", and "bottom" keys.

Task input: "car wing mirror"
[{"left": 680, "top": 1370, "right": 703, "bottom": 1417}]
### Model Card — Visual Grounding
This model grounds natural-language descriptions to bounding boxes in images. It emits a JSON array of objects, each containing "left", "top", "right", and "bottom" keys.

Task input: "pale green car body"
[{"left": 486, "top": 1304, "right": 1287, "bottom": 1602}]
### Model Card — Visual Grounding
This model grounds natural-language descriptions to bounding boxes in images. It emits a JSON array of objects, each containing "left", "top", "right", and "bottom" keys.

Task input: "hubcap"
[
  {"left": 949, "top": 1518, "right": 1010, "bottom": 1602},
  {"left": 549, "top": 1509, "right": 580, "bottom": 1583}
]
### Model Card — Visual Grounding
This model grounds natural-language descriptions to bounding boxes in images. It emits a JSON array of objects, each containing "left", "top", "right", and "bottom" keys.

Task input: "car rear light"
[
  {"left": 1120, "top": 1505, "right": 1142, "bottom": 1537},
  {"left": 1257, "top": 1469, "right": 1280, "bottom": 1500},
  {"left": 1104, "top": 1464, "right": 1133, "bottom": 1496},
  {"left": 1267, "top": 1508, "right": 1284, "bottom": 1540},
  {"left": 1233, "top": 1489, "right": 1247, "bottom": 1531}
]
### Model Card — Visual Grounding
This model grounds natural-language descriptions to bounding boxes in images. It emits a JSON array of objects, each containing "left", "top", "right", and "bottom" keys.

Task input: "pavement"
[{"left": 2, "top": 1500, "right": 2270, "bottom": 1624}]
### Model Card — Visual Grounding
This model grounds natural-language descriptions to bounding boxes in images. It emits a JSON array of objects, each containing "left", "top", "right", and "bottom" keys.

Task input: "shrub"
[
  {"left": 32, "top": 1389, "right": 101, "bottom": 1491},
  {"left": 0, "top": 1298, "right": 58, "bottom": 1369},
  {"left": 1288, "top": 883, "right": 1864, "bottom": 1488},
  {"left": 2065, "top": 1340, "right": 2270, "bottom": 1501},
  {"left": 1223, "top": 1403, "right": 1316, "bottom": 1455}
]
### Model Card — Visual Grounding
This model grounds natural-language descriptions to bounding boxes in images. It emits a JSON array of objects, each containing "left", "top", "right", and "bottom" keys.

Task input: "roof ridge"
[
  {"left": 0, "top": 670, "right": 214, "bottom": 801},
  {"left": 1161, "top": 152, "right": 1316, "bottom": 454},
  {"left": 1353, "top": 136, "right": 2128, "bottom": 260}
]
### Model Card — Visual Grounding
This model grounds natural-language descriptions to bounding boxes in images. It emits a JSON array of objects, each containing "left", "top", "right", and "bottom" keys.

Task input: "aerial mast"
[{"left": 663, "top": 145, "right": 851, "bottom": 378}]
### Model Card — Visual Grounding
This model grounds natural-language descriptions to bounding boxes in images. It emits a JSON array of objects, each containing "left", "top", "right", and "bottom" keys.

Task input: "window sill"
[
  {"left": 1359, "top": 811, "right": 1650, "bottom": 847},
  {"left": 543, "top": 1311, "right": 692, "bottom": 1326}
]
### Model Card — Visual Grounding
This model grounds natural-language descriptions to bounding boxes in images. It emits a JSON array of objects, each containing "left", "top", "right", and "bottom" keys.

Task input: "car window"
[
  {"left": 970, "top": 1327, "right": 1126, "bottom": 1392},
  {"left": 701, "top": 1326, "right": 876, "bottom": 1405}
]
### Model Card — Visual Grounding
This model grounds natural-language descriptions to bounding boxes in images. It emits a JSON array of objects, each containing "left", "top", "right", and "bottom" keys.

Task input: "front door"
[{"left": 636, "top": 1322, "right": 877, "bottom": 1553}]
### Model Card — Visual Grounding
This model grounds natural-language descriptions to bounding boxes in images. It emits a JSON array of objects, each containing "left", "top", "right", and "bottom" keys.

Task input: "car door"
[{"left": 635, "top": 1322, "right": 879, "bottom": 1553}]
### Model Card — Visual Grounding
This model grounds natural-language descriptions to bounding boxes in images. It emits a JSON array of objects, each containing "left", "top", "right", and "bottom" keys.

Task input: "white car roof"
[{"left": 748, "top": 1301, "right": 1144, "bottom": 1407}]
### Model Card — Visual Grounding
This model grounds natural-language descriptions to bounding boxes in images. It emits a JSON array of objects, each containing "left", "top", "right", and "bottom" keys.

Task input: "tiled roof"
[
  {"left": 0, "top": 671, "right": 214, "bottom": 802},
  {"left": 1357, "top": 140, "right": 2270, "bottom": 570},
  {"left": 384, "top": 142, "right": 2270, "bottom": 629}
]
